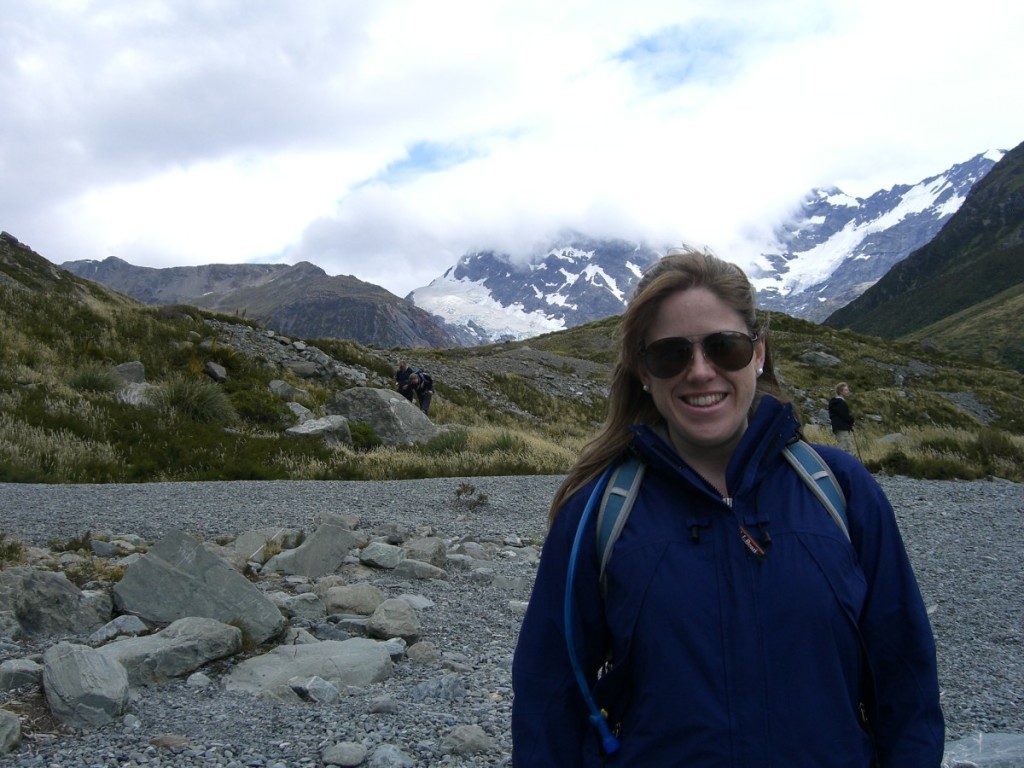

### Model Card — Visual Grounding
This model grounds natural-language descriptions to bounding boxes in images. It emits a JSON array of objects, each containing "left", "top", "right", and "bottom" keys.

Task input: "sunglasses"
[{"left": 640, "top": 331, "right": 759, "bottom": 378}]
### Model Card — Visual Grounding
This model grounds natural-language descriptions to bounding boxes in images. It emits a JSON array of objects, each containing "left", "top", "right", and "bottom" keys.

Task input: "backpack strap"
[
  {"left": 563, "top": 463, "right": 623, "bottom": 755},
  {"left": 782, "top": 440, "right": 849, "bottom": 541},
  {"left": 595, "top": 457, "right": 645, "bottom": 594}
]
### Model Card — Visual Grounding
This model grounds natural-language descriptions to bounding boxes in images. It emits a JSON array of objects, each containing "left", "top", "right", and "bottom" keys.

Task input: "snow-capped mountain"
[
  {"left": 408, "top": 236, "right": 664, "bottom": 344},
  {"left": 410, "top": 150, "right": 1006, "bottom": 342},
  {"left": 751, "top": 149, "right": 1005, "bottom": 321}
]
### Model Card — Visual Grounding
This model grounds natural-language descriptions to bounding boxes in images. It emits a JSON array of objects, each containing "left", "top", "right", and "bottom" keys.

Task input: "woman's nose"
[{"left": 685, "top": 341, "right": 717, "bottom": 378}]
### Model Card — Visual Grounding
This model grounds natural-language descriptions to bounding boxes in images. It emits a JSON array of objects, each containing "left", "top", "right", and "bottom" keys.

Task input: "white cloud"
[{"left": 2, "top": 0, "right": 1022, "bottom": 297}]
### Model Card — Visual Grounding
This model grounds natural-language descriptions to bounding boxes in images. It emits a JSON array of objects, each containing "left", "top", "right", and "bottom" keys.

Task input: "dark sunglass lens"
[
  {"left": 644, "top": 338, "right": 694, "bottom": 378},
  {"left": 703, "top": 332, "right": 754, "bottom": 371}
]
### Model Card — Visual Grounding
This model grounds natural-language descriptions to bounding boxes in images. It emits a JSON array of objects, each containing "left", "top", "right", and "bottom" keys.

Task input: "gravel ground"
[{"left": 0, "top": 473, "right": 1022, "bottom": 766}]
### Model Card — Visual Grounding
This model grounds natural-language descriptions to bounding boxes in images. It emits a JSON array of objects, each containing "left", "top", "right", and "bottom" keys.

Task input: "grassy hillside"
[
  {"left": 2, "top": 233, "right": 1023, "bottom": 484},
  {"left": 900, "top": 283, "right": 1024, "bottom": 373}
]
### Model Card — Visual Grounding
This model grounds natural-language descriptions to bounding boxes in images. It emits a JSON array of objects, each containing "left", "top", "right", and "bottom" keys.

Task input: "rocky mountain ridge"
[
  {"left": 61, "top": 255, "right": 465, "bottom": 349},
  {"left": 825, "top": 139, "right": 1024, "bottom": 361},
  {"left": 751, "top": 149, "right": 1005, "bottom": 321},
  {"left": 47, "top": 146, "right": 1011, "bottom": 349}
]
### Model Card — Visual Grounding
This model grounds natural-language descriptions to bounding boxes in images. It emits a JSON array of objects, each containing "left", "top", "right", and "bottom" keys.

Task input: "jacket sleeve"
[
  {"left": 512, "top": 484, "right": 609, "bottom": 767},
  {"left": 839, "top": 456, "right": 945, "bottom": 766}
]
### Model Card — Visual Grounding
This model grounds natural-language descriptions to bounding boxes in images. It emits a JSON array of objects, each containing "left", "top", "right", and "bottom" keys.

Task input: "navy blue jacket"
[{"left": 512, "top": 396, "right": 943, "bottom": 766}]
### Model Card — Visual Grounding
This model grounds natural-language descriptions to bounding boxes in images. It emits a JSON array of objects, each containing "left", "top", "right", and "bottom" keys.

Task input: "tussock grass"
[
  {"left": 0, "top": 413, "right": 122, "bottom": 483},
  {"left": 151, "top": 374, "right": 238, "bottom": 423},
  {"left": 267, "top": 426, "right": 577, "bottom": 481},
  {"left": 803, "top": 423, "right": 1024, "bottom": 482},
  {"left": 3, "top": 262, "right": 1024, "bottom": 484},
  {"left": 68, "top": 363, "right": 121, "bottom": 393},
  {"left": 0, "top": 532, "right": 25, "bottom": 566}
]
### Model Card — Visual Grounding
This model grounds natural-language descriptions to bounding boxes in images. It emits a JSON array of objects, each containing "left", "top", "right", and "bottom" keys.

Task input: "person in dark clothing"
[
  {"left": 511, "top": 248, "right": 943, "bottom": 767},
  {"left": 408, "top": 372, "right": 434, "bottom": 416},
  {"left": 395, "top": 361, "right": 415, "bottom": 402},
  {"left": 829, "top": 381, "right": 856, "bottom": 453}
]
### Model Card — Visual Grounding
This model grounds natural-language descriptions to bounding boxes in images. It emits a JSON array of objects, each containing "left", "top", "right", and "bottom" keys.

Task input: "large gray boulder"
[
  {"left": 285, "top": 415, "right": 352, "bottom": 445},
  {"left": 112, "top": 530, "right": 285, "bottom": 644},
  {"left": 325, "top": 387, "right": 439, "bottom": 446},
  {"left": 261, "top": 523, "right": 367, "bottom": 579},
  {"left": 403, "top": 537, "right": 448, "bottom": 568},
  {"left": 322, "top": 583, "right": 386, "bottom": 616},
  {"left": 225, "top": 638, "right": 392, "bottom": 696},
  {"left": 367, "top": 598, "right": 421, "bottom": 643},
  {"left": 0, "top": 568, "right": 110, "bottom": 637},
  {"left": 214, "top": 527, "right": 305, "bottom": 571},
  {"left": 42, "top": 643, "right": 129, "bottom": 730},
  {"left": 0, "top": 658, "right": 43, "bottom": 691},
  {"left": 96, "top": 616, "right": 242, "bottom": 686}
]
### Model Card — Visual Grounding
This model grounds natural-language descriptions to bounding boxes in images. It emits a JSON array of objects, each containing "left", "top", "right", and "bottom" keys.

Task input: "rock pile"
[{"left": 0, "top": 512, "right": 539, "bottom": 764}]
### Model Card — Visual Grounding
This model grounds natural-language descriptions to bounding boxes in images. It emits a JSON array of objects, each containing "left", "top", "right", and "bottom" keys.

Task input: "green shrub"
[
  {"left": 49, "top": 530, "right": 92, "bottom": 553},
  {"left": 454, "top": 482, "right": 489, "bottom": 512},
  {"left": 231, "top": 388, "right": 290, "bottom": 426},
  {"left": 868, "top": 449, "right": 986, "bottom": 481},
  {"left": 68, "top": 364, "right": 120, "bottom": 393},
  {"left": 480, "top": 430, "right": 527, "bottom": 455},
  {"left": 350, "top": 422, "right": 383, "bottom": 451},
  {"left": 153, "top": 374, "right": 238, "bottom": 423},
  {"left": 976, "top": 428, "right": 1023, "bottom": 462},
  {"left": 62, "top": 558, "right": 126, "bottom": 589},
  {"left": 0, "top": 532, "right": 25, "bottom": 566},
  {"left": 422, "top": 429, "right": 470, "bottom": 455}
]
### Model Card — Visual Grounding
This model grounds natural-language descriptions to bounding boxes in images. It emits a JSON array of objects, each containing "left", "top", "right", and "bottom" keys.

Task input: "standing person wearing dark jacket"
[
  {"left": 511, "top": 248, "right": 943, "bottom": 767},
  {"left": 408, "top": 372, "right": 434, "bottom": 416},
  {"left": 829, "top": 381, "right": 856, "bottom": 454},
  {"left": 396, "top": 362, "right": 415, "bottom": 402}
]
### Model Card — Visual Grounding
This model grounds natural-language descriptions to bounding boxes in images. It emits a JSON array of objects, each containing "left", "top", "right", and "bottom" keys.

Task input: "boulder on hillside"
[
  {"left": 284, "top": 415, "right": 352, "bottom": 445},
  {"left": 269, "top": 379, "right": 309, "bottom": 400},
  {"left": 325, "top": 387, "right": 439, "bottom": 446},
  {"left": 113, "top": 361, "right": 146, "bottom": 383}
]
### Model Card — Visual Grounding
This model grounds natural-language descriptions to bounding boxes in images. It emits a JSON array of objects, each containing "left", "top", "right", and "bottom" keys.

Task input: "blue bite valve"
[{"left": 591, "top": 713, "right": 621, "bottom": 755}]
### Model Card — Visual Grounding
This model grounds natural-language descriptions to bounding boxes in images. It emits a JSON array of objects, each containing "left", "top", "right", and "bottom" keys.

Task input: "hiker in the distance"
[
  {"left": 408, "top": 371, "right": 434, "bottom": 416},
  {"left": 829, "top": 381, "right": 856, "bottom": 453},
  {"left": 511, "top": 248, "right": 943, "bottom": 767},
  {"left": 395, "top": 361, "right": 415, "bottom": 402}
]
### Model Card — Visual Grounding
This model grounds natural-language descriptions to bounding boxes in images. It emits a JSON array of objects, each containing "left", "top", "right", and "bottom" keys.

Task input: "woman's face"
[{"left": 638, "top": 287, "right": 765, "bottom": 466}]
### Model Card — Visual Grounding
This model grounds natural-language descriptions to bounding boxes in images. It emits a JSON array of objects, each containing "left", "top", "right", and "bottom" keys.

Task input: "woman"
[{"left": 511, "top": 249, "right": 944, "bottom": 766}]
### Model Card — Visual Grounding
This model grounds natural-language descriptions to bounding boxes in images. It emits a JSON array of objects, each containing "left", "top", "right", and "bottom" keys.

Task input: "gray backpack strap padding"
[
  {"left": 782, "top": 440, "right": 850, "bottom": 541},
  {"left": 596, "top": 457, "right": 646, "bottom": 593}
]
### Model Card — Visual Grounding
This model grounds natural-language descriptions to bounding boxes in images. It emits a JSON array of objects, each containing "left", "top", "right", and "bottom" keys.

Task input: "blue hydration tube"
[{"left": 563, "top": 463, "right": 622, "bottom": 755}]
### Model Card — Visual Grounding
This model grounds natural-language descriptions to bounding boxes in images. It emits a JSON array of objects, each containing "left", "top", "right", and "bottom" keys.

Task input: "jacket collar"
[{"left": 629, "top": 394, "right": 802, "bottom": 499}]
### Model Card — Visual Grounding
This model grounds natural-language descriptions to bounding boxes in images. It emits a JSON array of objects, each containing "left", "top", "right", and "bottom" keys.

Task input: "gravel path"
[{"left": 1, "top": 473, "right": 1022, "bottom": 766}]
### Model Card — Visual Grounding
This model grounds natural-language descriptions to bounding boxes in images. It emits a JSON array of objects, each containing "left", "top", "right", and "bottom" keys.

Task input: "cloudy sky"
[{"left": 3, "top": 1, "right": 1022, "bottom": 297}]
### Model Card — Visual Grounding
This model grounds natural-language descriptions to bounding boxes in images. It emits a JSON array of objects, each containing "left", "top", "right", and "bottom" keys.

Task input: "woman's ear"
[{"left": 754, "top": 338, "right": 767, "bottom": 375}]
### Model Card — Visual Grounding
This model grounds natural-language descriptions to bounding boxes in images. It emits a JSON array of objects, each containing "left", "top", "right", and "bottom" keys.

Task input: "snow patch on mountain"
[
  {"left": 409, "top": 274, "right": 565, "bottom": 342},
  {"left": 750, "top": 150, "right": 1003, "bottom": 316}
]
